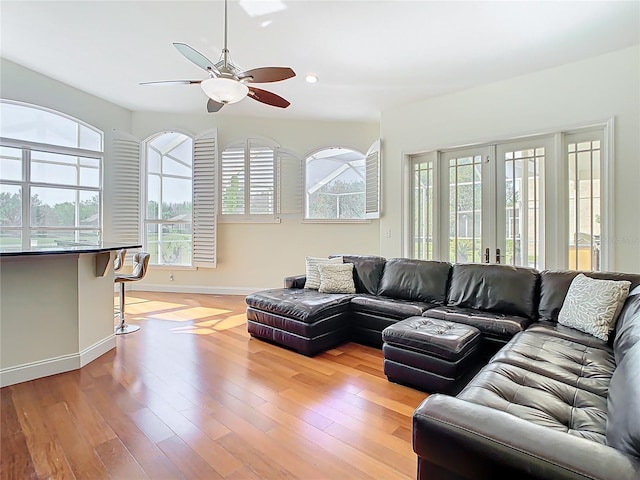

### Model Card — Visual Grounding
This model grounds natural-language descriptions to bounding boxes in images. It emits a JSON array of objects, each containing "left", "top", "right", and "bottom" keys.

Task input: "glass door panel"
[
  {"left": 496, "top": 139, "right": 550, "bottom": 269},
  {"left": 412, "top": 155, "right": 435, "bottom": 259},
  {"left": 439, "top": 148, "right": 490, "bottom": 263},
  {"left": 566, "top": 133, "right": 602, "bottom": 271}
]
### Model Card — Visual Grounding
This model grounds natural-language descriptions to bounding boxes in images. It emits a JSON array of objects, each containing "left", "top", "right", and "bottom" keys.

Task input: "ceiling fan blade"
[
  {"left": 239, "top": 67, "right": 295, "bottom": 83},
  {"left": 247, "top": 87, "right": 291, "bottom": 108},
  {"left": 207, "top": 99, "right": 225, "bottom": 113},
  {"left": 140, "top": 80, "right": 202, "bottom": 86},
  {"left": 173, "top": 42, "right": 220, "bottom": 75}
]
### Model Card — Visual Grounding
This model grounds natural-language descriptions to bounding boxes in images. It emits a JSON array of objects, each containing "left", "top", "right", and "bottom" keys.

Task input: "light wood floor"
[{"left": 1, "top": 291, "right": 428, "bottom": 480}]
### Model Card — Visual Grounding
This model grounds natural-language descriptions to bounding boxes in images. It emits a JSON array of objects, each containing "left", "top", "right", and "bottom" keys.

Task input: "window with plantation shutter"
[
  {"left": 365, "top": 139, "right": 381, "bottom": 219},
  {"left": 249, "top": 141, "right": 275, "bottom": 214},
  {"left": 220, "top": 145, "right": 245, "bottom": 215},
  {"left": 141, "top": 129, "right": 217, "bottom": 268},
  {"left": 111, "top": 130, "right": 140, "bottom": 248},
  {"left": 192, "top": 130, "right": 217, "bottom": 267},
  {"left": 220, "top": 138, "right": 279, "bottom": 220}
]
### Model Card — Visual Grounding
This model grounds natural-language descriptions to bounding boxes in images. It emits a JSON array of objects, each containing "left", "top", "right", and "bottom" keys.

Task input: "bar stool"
[
  {"left": 114, "top": 252, "right": 150, "bottom": 335},
  {"left": 113, "top": 249, "right": 127, "bottom": 316}
]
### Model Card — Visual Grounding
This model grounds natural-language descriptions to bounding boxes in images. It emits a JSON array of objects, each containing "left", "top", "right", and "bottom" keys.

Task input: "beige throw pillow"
[
  {"left": 318, "top": 263, "right": 356, "bottom": 294},
  {"left": 304, "top": 256, "right": 342, "bottom": 290},
  {"left": 558, "top": 273, "right": 631, "bottom": 341}
]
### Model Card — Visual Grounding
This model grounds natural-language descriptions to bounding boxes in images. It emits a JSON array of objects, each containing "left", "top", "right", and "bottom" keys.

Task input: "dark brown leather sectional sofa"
[{"left": 245, "top": 255, "right": 640, "bottom": 479}]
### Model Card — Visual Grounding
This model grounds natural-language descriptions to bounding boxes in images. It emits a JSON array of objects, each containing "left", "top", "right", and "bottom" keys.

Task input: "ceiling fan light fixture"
[{"left": 201, "top": 77, "right": 248, "bottom": 104}]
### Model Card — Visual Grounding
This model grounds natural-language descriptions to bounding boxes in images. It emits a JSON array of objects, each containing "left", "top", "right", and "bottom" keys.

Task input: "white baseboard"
[
  {"left": 80, "top": 334, "right": 116, "bottom": 368},
  {"left": 127, "top": 283, "right": 268, "bottom": 296},
  {"left": 0, "top": 335, "right": 116, "bottom": 388}
]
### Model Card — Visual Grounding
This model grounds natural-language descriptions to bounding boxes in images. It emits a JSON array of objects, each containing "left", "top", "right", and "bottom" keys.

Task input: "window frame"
[{"left": 0, "top": 100, "right": 103, "bottom": 250}]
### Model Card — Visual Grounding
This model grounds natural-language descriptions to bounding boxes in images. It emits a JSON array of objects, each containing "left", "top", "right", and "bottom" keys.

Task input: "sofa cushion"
[
  {"left": 447, "top": 263, "right": 539, "bottom": 320},
  {"left": 377, "top": 258, "right": 451, "bottom": 304},
  {"left": 425, "top": 306, "right": 533, "bottom": 340},
  {"left": 538, "top": 270, "right": 640, "bottom": 322},
  {"left": 245, "top": 288, "right": 352, "bottom": 323},
  {"left": 457, "top": 361, "right": 608, "bottom": 444},
  {"left": 350, "top": 295, "right": 434, "bottom": 319},
  {"left": 557, "top": 273, "right": 630, "bottom": 341},
  {"left": 490, "top": 330, "right": 615, "bottom": 397},
  {"left": 330, "top": 254, "right": 387, "bottom": 295},
  {"left": 606, "top": 342, "right": 640, "bottom": 459},
  {"left": 526, "top": 321, "right": 612, "bottom": 350},
  {"left": 613, "top": 287, "right": 640, "bottom": 365},
  {"left": 318, "top": 262, "right": 356, "bottom": 294},
  {"left": 304, "top": 256, "right": 343, "bottom": 289}
]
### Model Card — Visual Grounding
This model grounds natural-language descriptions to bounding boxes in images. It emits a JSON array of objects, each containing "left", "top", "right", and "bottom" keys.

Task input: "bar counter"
[{"left": 0, "top": 242, "right": 141, "bottom": 387}]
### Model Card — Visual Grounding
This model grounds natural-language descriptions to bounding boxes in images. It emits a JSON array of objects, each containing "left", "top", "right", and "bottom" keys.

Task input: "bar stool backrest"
[
  {"left": 113, "top": 249, "right": 127, "bottom": 272},
  {"left": 131, "top": 252, "right": 150, "bottom": 280}
]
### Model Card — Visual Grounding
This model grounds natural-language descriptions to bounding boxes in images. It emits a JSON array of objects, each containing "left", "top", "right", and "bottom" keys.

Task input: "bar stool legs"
[
  {"left": 114, "top": 252, "right": 149, "bottom": 335},
  {"left": 115, "top": 281, "right": 140, "bottom": 335}
]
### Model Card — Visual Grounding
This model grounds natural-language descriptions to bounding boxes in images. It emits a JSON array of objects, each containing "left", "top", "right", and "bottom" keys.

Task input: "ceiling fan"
[{"left": 140, "top": 0, "right": 295, "bottom": 113}]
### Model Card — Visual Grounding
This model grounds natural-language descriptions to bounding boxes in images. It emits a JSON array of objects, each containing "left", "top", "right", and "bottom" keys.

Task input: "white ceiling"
[{"left": 1, "top": 1, "right": 639, "bottom": 122}]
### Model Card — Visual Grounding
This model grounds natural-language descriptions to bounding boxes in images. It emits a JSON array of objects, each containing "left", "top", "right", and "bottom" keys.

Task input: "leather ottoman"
[
  {"left": 382, "top": 317, "right": 481, "bottom": 393},
  {"left": 245, "top": 288, "right": 353, "bottom": 356}
]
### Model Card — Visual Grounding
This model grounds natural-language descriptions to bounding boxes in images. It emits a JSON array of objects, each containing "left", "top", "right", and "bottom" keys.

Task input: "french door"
[
  {"left": 439, "top": 147, "right": 491, "bottom": 264},
  {"left": 436, "top": 137, "right": 552, "bottom": 268}
]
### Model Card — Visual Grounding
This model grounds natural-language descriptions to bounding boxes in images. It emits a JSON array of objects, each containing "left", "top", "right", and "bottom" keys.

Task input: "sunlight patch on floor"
[
  {"left": 148, "top": 306, "right": 232, "bottom": 322},
  {"left": 124, "top": 300, "right": 188, "bottom": 314},
  {"left": 170, "top": 313, "right": 247, "bottom": 334}
]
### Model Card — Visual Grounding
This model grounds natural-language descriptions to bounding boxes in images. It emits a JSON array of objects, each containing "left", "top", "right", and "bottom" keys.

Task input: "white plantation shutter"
[
  {"left": 220, "top": 145, "right": 245, "bottom": 215},
  {"left": 365, "top": 139, "right": 381, "bottom": 219},
  {"left": 220, "top": 138, "right": 279, "bottom": 218},
  {"left": 192, "top": 129, "right": 217, "bottom": 267},
  {"left": 277, "top": 148, "right": 302, "bottom": 215},
  {"left": 110, "top": 130, "right": 141, "bottom": 252},
  {"left": 249, "top": 141, "right": 275, "bottom": 214}
]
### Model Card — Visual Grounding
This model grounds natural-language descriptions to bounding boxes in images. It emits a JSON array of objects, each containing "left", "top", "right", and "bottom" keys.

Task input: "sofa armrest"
[
  {"left": 284, "top": 275, "right": 306, "bottom": 289},
  {"left": 413, "top": 394, "right": 640, "bottom": 480}
]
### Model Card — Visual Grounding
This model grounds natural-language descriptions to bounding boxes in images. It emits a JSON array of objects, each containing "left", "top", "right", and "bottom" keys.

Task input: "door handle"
[
  {"left": 496, "top": 248, "right": 501, "bottom": 264},
  {"left": 484, "top": 248, "right": 490, "bottom": 263}
]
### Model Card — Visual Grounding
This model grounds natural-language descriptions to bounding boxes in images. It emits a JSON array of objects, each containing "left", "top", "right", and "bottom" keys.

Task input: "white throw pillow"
[
  {"left": 318, "top": 263, "right": 356, "bottom": 294},
  {"left": 558, "top": 273, "right": 631, "bottom": 341},
  {"left": 304, "top": 256, "right": 342, "bottom": 290}
]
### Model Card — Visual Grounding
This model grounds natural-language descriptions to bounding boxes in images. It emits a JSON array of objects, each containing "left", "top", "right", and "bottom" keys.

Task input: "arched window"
[
  {"left": 0, "top": 100, "right": 103, "bottom": 249},
  {"left": 143, "top": 132, "right": 193, "bottom": 266},
  {"left": 305, "top": 147, "right": 366, "bottom": 220}
]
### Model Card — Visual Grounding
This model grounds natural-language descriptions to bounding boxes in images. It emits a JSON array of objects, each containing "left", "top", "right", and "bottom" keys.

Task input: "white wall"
[
  {"left": 380, "top": 46, "right": 640, "bottom": 273},
  {"left": 131, "top": 112, "right": 380, "bottom": 292}
]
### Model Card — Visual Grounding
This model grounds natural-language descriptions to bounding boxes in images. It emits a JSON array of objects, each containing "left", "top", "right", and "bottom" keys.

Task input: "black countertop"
[{"left": 0, "top": 242, "right": 142, "bottom": 257}]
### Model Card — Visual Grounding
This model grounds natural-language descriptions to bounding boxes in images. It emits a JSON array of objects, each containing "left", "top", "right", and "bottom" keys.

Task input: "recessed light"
[{"left": 305, "top": 75, "right": 318, "bottom": 84}]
